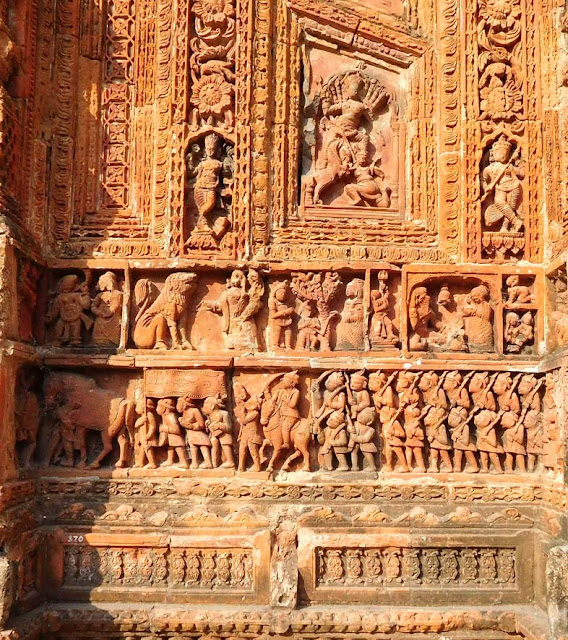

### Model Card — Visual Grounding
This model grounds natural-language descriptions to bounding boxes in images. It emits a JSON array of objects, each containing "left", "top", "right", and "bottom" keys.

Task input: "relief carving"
[
  {"left": 480, "top": 136, "right": 525, "bottom": 261},
  {"left": 133, "top": 272, "right": 197, "bottom": 350},
  {"left": 303, "top": 66, "right": 393, "bottom": 211},
  {"left": 43, "top": 372, "right": 135, "bottom": 469},
  {"left": 200, "top": 269, "right": 264, "bottom": 351}
]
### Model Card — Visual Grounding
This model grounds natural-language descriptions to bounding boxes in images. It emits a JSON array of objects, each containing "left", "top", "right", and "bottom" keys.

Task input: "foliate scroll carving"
[
  {"left": 63, "top": 545, "right": 253, "bottom": 591},
  {"left": 189, "top": 0, "right": 235, "bottom": 132},
  {"left": 316, "top": 546, "right": 516, "bottom": 589},
  {"left": 477, "top": 0, "right": 523, "bottom": 123}
]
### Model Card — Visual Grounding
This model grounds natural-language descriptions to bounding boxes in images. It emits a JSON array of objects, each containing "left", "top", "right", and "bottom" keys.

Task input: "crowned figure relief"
[{"left": 304, "top": 67, "right": 393, "bottom": 210}]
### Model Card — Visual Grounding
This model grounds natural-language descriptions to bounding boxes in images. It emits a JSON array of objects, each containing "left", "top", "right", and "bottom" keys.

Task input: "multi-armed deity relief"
[{"left": 302, "top": 65, "right": 396, "bottom": 212}]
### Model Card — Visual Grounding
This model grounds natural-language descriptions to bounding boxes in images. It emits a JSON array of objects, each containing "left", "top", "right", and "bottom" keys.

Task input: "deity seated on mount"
[{"left": 301, "top": 65, "right": 400, "bottom": 217}]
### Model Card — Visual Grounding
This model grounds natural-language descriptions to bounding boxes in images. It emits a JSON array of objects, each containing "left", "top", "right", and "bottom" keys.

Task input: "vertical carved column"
[
  {"left": 249, "top": 0, "right": 272, "bottom": 257},
  {"left": 437, "top": 0, "right": 460, "bottom": 258},
  {"left": 48, "top": 0, "right": 80, "bottom": 248}
]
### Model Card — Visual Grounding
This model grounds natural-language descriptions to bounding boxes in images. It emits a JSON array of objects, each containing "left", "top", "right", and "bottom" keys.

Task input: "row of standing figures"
[{"left": 127, "top": 369, "right": 559, "bottom": 475}]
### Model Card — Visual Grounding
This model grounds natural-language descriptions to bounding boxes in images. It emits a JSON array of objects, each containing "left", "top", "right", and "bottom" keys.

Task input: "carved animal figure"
[
  {"left": 259, "top": 372, "right": 312, "bottom": 471},
  {"left": 44, "top": 372, "right": 135, "bottom": 469},
  {"left": 133, "top": 272, "right": 197, "bottom": 349}
]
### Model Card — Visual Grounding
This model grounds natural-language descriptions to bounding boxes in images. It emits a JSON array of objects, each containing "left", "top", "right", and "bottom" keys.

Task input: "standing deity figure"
[
  {"left": 192, "top": 135, "right": 224, "bottom": 231},
  {"left": 133, "top": 272, "right": 197, "bottom": 350},
  {"left": 134, "top": 398, "right": 159, "bottom": 469},
  {"left": 268, "top": 281, "right": 294, "bottom": 350},
  {"left": 45, "top": 274, "right": 92, "bottom": 346},
  {"left": 369, "top": 272, "right": 397, "bottom": 347},
  {"left": 482, "top": 136, "right": 524, "bottom": 233},
  {"left": 462, "top": 285, "right": 494, "bottom": 352},
  {"left": 203, "top": 396, "right": 235, "bottom": 469},
  {"left": 177, "top": 395, "right": 212, "bottom": 469},
  {"left": 201, "top": 269, "right": 264, "bottom": 351},
  {"left": 91, "top": 271, "right": 123, "bottom": 347},
  {"left": 156, "top": 398, "right": 190, "bottom": 469}
]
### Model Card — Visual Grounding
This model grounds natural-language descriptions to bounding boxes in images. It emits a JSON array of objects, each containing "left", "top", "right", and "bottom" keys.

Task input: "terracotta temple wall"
[{"left": 2, "top": 0, "right": 568, "bottom": 638}]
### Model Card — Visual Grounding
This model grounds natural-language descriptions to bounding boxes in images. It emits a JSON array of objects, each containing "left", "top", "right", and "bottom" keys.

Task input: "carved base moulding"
[{"left": 7, "top": 605, "right": 533, "bottom": 640}]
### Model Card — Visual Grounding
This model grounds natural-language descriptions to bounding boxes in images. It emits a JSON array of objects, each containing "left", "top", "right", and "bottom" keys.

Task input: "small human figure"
[
  {"left": 45, "top": 274, "right": 92, "bottom": 346},
  {"left": 402, "top": 401, "right": 427, "bottom": 473},
  {"left": 238, "top": 395, "right": 264, "bottom": 472},
  {"left": 462, "top": 285, "right": 494, "bottom": 351},
  {"left": 500, "top": 407, "right": 528, "bottom": 473},
  {"left": 177, "top": 395, "right": 212, "bottom": 469},
  {"left": 494, "top": 372, "right": 521, "bottom": 414},
  {"left": 443, "top": 371, "right": 472, "bottom": 409},
  {"left": 505, "top": 275, "right": 534, "bottom": 305},
  {"left": 336, "top": 278, "right": 365, "bottom": 350},
  {"left": 369, "top": 272, "right": 397, "bottom": 347},
  {"left": 296, "top": 300, "right": 323, "bottom": 351},
  {"left": 156, "top": 398, "right": 190, "bottom": 469},
  {"left": 448, "top": 406, "right": 479, "bottom": 473},
  {"left": 317, "top": 410, "right": 350, "bottom": 471},
  {"left": 314, "top": 371, "right": 347, "bottom": 467},
  {"left": 474, "top": 409, "right": 504, "bottom": 473},
  {"left": 368, "top": 371, "right": 397, "bottom": 412},
  {"left": 348, "top": 371, "right": 371, "bottom": 420},
  {"left": 203, "top": 396, "right": 235, "bottom": 468},
  {"left": 91, "top": 271, "right": 123, "bottom": 347},
  {"left": 134, "top": 398, "right": 158, "bottom": 468},
  {"left": 347, "top": 407, "right": 378, "bottom": 471},
  {"left": 15, "top": 372, "right": 41, "bottom": 467},
  {"left": 380, "top": 405, "right": 408, "bottom": 472},
  {"left": 469, "top": 371, "right": 498, "bottom": 412},
  {"left": 424, "top": 405, "right": 452, "bottom": 473},
  {"left": 519, "top": 374, "right": 543, "bottom": 472},
  {"left": 201, "top": 269, "right": 263, "bottom": 351},
  {"left": 268, "top": 282, "right": 294, "bottom": 350},
  {"left": 504, "top": 312, "right": 523, "bottom": 353}
]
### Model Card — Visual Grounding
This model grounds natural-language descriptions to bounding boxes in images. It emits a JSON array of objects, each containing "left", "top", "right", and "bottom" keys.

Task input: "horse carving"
[{"left": 259, "top": 372, "right": 312, "bottom": 472}]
